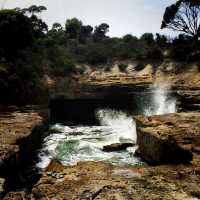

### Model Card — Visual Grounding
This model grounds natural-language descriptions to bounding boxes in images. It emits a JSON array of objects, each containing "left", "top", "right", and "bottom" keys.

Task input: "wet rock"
[
  {"left": 103, "top": 143, "right": 134, "bottom": 152},
  {"left": 135, "top": 113, "right": 200, "bottom": 164},
  {"left": 46, "top": 159, "right": 65, "bottom": 173}
]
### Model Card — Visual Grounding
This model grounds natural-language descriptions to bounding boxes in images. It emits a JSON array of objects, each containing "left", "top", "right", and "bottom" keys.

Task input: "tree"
[
  {"left": 79, "top": 25, "right": 93, "bottom": 43},
  {"left": 16, "top": 6, "right": 48, "bottom": 37},
  {"left": 140, "top": 33, "right": 155, "bottom": 45},
  {"left": 21, "top": 5, "right": 47, "bottom": 16},
  {"left": 123, "top": 34, "right": 138, "bottom": 43},
  {"left": 156, "top": 33, "right": 169, "bottom": 49},
  {"left": 161, "top": 0, "right": 200, "bottom": 40},
  {"left": 0, "top": 9, "right": 33, "bottom": 61},
  {"left": 65, "top": 18, "right": 82, "bottom": 39},
  {"left": 93, "top": 23, "right": 109, "bottom": 41},
  {"left": 51, "top": 23, "right": 63, "bottom": 32},
  {"left": 30, "top": 15, "right": 48, "bottom": 37}
]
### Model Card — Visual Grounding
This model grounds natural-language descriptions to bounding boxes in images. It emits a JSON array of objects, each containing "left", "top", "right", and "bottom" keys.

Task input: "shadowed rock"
[{"left": 103, "top": 143, "right": 134, "bottom": 152}]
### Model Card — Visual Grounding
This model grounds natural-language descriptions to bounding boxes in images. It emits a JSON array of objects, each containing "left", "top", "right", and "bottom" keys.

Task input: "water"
[
  {"left": 37, "top": 85, "right": 177, "bottom": 169},
  {"left": 144, "top": 84, "right": 176, "bottom": 115},
  {"left": 37, "top": 109, "right": 140, "bottom": 169}
]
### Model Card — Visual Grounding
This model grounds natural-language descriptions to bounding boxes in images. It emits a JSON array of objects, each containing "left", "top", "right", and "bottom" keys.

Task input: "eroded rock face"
[
  {"left": 135, "top": 113, "right": 200, "bottom": 164},
  {"left": 77, "top": 62, "right": 200, "bottom": 112},
  {"left": 0, "top": 107, "right": 48, "bottom": 196},
  {"left": 0, "top": 110, "right": 45, "bottom": 162}
]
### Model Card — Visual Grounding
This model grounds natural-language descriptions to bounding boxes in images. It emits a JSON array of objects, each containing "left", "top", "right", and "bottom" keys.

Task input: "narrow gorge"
[{"left": 1, "top": 61, "right": 199, "bottom": 200}]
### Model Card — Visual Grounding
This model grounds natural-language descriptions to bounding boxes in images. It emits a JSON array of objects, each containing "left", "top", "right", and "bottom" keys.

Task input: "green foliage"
[
  {"left": 140, "top": 33, "right": 155, "bottom": 45},
  {"left": 79, "top": 25, "right": 93, "bottom": 43},
  {"left": 0, "top": 9, "right": 33, "bottom": 61},
  {"left": 168, "top": 34, "right": 200, "bottom": 62},
  {"left": 30, "top": 14, "right": 48, "bottom": 38},
  {"left": 65, "top": 18, "right": 82, "bottom": 39},
  {"left": 84, "top": 42, "right": 110, "bottom": 65},
  {"left": 52, "top": 23, "right": 63, "bottom": 32},
  {"left": 0, "top": 7, "right": 48, "bottom": 105},
  {"left": 1, "top": 4, "right": 198, "bottom": 105},
  {"left": 93, "top": 23, "right": 109, "bottom": 42},
  {"left": 156, "top": 33, "right": 169, "bottom": 49},
  {"left": 51, "top": 57, "right": 76, "bottom": 76},
  {"left": 24, "top": 5, "right": 47, "bottom": 15}
]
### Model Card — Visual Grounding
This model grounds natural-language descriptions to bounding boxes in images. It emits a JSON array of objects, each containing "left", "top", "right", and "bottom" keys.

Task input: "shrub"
[
  {"left": 51, "top": 58, "right": 76, "bottom": 76},
  {"left": 118, "top": 64, "right": 127, "bottom": 72},
  {"left": 135, "top": 63, "right": 145, "bottom": 71}
]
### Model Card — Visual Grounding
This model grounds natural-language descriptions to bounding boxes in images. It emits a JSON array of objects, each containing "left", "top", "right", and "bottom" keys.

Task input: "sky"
[{"left": 1, "top": 0, "right": 177, "bottom": 37}]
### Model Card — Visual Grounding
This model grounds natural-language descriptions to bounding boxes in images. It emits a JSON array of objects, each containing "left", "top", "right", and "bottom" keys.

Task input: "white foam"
[
  {"left": 37, "top": 85, "right": 176, "bottom": 169},
  {"left": 96, "top": 109, "right": 137, "bottom": 143},
  {"left": 145, "top": 84, "right": 176, "bottom": 116},
  {"left": 37, "top": 109, "right": 139, "bottom": 169}
]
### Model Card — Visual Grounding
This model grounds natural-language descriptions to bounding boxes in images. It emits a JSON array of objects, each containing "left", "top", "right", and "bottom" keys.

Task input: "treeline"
[{"left": 0, "top": 4, "right": 199, "bottom": 105}]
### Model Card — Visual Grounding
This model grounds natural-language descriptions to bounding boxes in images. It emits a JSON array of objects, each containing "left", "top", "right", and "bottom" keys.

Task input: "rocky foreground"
[
  {"left": 0, "top": 107, "right": 48, "bottom": 198},
  {"left": 2, "top": 112, "right": 199, "bottom": 200}
]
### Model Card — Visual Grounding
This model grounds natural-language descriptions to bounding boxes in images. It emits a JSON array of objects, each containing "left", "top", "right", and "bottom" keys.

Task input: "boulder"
[
  {"left": 135, "top": 113, "right": 200, "bottom": 164},
  {"left": 103, "top": 143, "right": 134, "bottom": 152}
]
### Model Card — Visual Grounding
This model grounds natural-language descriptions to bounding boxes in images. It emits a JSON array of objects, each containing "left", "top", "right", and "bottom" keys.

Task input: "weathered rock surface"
[
  {"left": 135, "top": 113, "right": 200, "bottom": 164},
  {"left": 103, "top": 143, "right": 134, "bottom": 152},
  {"left": 76, "top": 62, "right": 200, "bottom": 112},
  {"left": 6, "top": 112, "right": 200, "bottom": 200},
  {"left": 3, "top": 160, "right": 198, "bottom": 200},
  {"left": 0, "top": 107, "right": 48, "bottom": 196},
  {"left": 0, "top": 109, "right": 45, "bottom": 162},
  {"left": 155, "top": 63, "right": 200, "bottom": 112}
]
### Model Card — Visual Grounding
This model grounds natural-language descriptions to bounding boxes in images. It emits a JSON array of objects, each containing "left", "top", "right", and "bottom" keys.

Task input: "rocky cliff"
[
  {"left": 0, "top": 106, "right": 49, "bottom": 198},
  {"left": 48, "top": 61, "right": 200, "bottom": 112}
]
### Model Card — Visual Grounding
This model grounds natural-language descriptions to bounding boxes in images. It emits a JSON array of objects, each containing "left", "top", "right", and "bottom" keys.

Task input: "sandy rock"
[
  {"left": 135, "top": 113, "right": 200, "bottom": 164},
  {"left": 0, "top": 108, "right": 48, "bottom": 199},
  {"left": 0, "top": 110, "right": 45, "bottom": 162},
  {"left": 26, "top": 161, "right": 200, "bottom": 200}
]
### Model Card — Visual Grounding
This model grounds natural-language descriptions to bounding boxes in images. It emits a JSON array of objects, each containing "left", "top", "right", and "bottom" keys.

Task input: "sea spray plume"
[
  {"left": 37, "top": 109, "right": 140, "bottom": 168},
  {"left": 145, "top": 84, "right": 176, "bottom": 116},
  {"left": 96, "top": 109, "right": 137, "bottom": 143}
]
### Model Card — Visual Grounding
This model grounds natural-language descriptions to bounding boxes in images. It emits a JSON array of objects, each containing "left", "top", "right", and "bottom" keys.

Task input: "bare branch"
[{"left": 161, "top": 1, "right": 200, "bottom": 39}]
